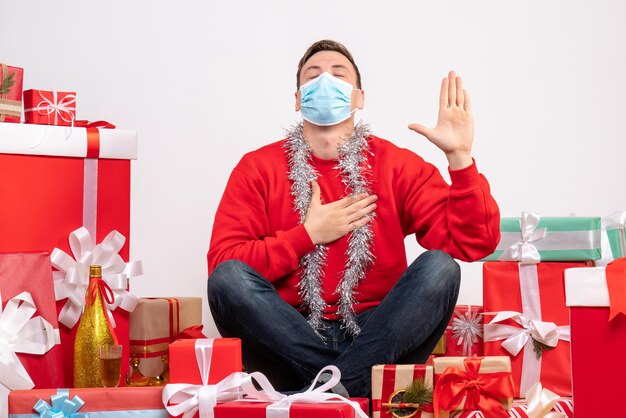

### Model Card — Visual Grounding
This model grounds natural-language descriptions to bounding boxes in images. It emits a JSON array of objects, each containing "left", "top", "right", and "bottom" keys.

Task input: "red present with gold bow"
[
  {"left": 565, "top": 258, "right": 626, "bottom": 418},
  {"left": 0, "top": 63, "right": 23, "bottom": 123},
  {"left": 128, "top": 297, "right": 204, "bottom": 385},
  {"left": 372, "top": 364, "right": 434, "bottom": 418},
  {"left": 23, "top": 89, "right": 76, "bottom": 126},
  {"left": 433, "top": 356, "right": 515, "bottom": 418},
  {"left": 0, "top": 122, "right": 138, "bottom": 387},
  {"left": 482, "top": 261, "right": 589, "bottom": 397}
]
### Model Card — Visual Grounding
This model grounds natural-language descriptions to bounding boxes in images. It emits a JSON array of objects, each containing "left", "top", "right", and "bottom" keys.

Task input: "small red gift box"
[
  {"left": 169, "top": 338, "right": 242, "bottom": 384},
  {"left": 371, "top": 364, "right": 434, "bottom": 418},
  {"left": 0, "top": 122, "right": 138, "bottom": 387},
  {"left": 214, "top": 398, "right": 370, "bottom": 418},
  {"left": 0, "top": 63, "right": 23, "bottom": 123},
  {"left": 565, "top": 259, "right": 626, "bottom": 418},
  {"left": 444, "top": 305, "right": 484, "bottom": 357},
  {"left": 482, "top": 261, "right": 588, "bottom": 397},
  {"left": 8, "top": 387, "right": 167, "bottom": 417},
  {"left": 23, "top": 89, "right": 76, "bottom": 126}
]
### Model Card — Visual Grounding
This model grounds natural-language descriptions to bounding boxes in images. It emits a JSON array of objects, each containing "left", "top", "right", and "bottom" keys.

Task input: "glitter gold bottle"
[{"left": 74, "top": 265, "right": 119, "bottom": 387}]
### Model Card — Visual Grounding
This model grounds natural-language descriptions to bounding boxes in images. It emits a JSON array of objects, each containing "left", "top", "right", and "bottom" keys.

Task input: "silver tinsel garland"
[{"left": 285, "top": 121, "right": 375, "bottom": 337}]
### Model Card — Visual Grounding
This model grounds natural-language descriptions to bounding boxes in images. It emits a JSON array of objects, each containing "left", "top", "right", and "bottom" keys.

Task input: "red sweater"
[{"left": 207, "top": 135, "right": 500, "bottom": 317}]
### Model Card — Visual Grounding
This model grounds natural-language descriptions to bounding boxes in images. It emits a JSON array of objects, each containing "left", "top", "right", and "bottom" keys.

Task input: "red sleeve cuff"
[
  {"left": 282, "top": 224, "right": 316, "bottom": 258},
  {"left": 448, "top": 158, "right": 482, "bottom": 190}
]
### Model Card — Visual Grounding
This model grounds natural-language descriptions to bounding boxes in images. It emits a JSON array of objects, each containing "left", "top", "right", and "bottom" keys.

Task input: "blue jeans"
[{"left": 207, "top": 250, "right": 460, "bottom": 398}]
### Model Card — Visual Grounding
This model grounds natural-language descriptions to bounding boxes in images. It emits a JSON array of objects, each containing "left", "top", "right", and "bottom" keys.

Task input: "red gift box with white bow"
[
  {"left": 23, "top": 89, "right": 76, "bottom": 126},
  {"left": 0, "top": 122, "right": 139, "bottom": 387}
]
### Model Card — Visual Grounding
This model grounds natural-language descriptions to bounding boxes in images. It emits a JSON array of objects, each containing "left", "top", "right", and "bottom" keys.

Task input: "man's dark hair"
[{"left": 296, "top": 40, "right": 362, "bottom": 89}]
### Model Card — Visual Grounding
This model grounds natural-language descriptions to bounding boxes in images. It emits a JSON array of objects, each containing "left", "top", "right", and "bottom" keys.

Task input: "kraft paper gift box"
[
  {"left": 482, "top": 261, "right": 589, "bottom": 397},
  {"left": 129, "top": 297, "right": 203, "bottom": 381},
  {"left": 482, "top": 212, "right": 601, "bottom": 262},
  {"left": 444, "top": 305, "right": 484, "bottom": 357},
  {"left": 0, "top": 63, "right": 23, "bottom": 123},
  {"left": 565, "top": 259, "right": 626, "bottom": 418},
  {"left": 0, "top": 122, "right": 139, "bottom": 387},
  {"left": 433, "top": 356, "right": 515, "bottom": 418},
  {"left": 8, "top": 387, "right": 168, "bottom": 417},
  {"left": 371, "top": 364, "right": 434, "bottom": 418},
  {"left": 23, "top": 89, "right": 76, "bottom": 126}
]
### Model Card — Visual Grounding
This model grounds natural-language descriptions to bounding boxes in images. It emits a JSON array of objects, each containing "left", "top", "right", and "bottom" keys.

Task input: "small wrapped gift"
[
  {"left": 0, "top": 253, "right": 64, "bottom": 418},
  {"left": 431, "top": 335, "right": 446, "bottom": 355},
  {"left": 482, "top": 261, "right": 587, "bottom": 397},
  {"left": 372, "top": 364, "right": 434, "bottom": 418},
  {"left": 444, "top": 305, "right": 484, "bottom": 357},
  {"left": 23, "top": 89, "right": 76, "bottom": 126},
  {"left": 433, "top": 356, "right": 515, "bottom": 418},
  {"left": 482, "top": 212, "right": 601, "bottom": 262},
  {"left": 129, "top": 297, "right": 203, "bottom": 384},
  {"left": 565, "top": 259, "right": 626, "bottom": 418},
  {"left": 8, "top": 387, "right": 168, "bottom": 417},
  {"left": 0, "top": 63, "right": 23, "bottom": 123},
  {"left": 215, "top": 398, "right": 370, "bottom": 418},
  {"left": 168, "top": 338, "right": 242, "bottom": 385}
]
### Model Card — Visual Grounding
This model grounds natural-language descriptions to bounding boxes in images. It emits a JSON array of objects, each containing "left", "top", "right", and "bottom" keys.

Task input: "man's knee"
[
  {"left": 208, "top": 259, "right": 251, "bottom": 301},
  {"left": 415, "top": 250, "right": 461, "bottom": 290}
]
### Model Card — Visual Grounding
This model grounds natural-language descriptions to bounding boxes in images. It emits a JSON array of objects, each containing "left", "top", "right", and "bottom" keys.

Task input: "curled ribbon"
[
  {"left": 51, "top": 227, "right": 143, "bottom": 329},
  {"left": 499, "top": 212, "right": 546, "bottom": 264},
  {"left": 451, "top": 308, "right": 483, "bottom": 357},
  {"left": 433, "top": 358, "right": 515, "bottom": 418},
  {"left": 483, "top": 311, "right": 570, "bottom": 357},
  {"left": 162, "top": 339, "right": 248, "bottom": 418},
  {"left": 524, "top": 382, "right": 566, "bottom": 418},
  {"left": 242, "top": 365, "right": 369, "bottom": 418},
  {"left": 0, "top": 292, "right": 59, "bottom": 418},
  {"left": 33, "top": 388, "right": 88, "bottom": 418}
]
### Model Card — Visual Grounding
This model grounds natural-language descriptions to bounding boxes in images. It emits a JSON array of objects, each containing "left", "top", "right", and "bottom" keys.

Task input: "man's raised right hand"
[{"left": 303, "top": 181, "right": 378, "bottom": 245}]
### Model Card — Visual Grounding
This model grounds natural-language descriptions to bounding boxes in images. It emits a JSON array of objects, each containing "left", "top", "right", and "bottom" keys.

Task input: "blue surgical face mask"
[{"left": 299, "top": 72, "right": 357, "bottom": 126}]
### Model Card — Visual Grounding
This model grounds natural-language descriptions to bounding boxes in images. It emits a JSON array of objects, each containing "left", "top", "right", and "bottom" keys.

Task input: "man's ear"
[
  {"left": 295, "top": 90, "right": 301, "bottom": 112},
  {"left": 353, "top": 89, "right": 365, "bottom": 110}
]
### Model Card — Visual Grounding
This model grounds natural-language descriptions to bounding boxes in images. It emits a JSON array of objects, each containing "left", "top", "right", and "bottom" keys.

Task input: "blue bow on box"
[{"left": 33, "top": 389, "right": 88, "bottom": 418}]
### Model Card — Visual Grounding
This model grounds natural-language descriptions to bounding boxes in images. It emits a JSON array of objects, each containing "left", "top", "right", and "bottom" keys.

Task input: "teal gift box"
[
  {"left": 596, "top": 211, "right": 626, "bottom": 266},
  {"left": 483, "top": 213, "right": 601, "bottom": 262}
]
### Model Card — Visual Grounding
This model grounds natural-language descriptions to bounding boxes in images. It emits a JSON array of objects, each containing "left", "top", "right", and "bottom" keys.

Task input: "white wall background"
[{"left": 2, "top": 0, "right": 625, "bottom": 337}]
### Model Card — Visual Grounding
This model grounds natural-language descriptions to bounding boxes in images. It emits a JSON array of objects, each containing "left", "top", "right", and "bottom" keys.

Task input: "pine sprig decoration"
[
  {"left": 0, "top": 73, "right": 15, "bottom": 95},
  {"left": 402, "top": 377, "right": 433, "bottom": 406},
  {"left": 532, "top": 339, "right": 555, "bottom": 360}
]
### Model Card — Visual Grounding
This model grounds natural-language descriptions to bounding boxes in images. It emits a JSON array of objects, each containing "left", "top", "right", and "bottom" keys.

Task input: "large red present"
[
  {"left": 371, "top": 364, "right": 434, "bottom": 418},
  {"left": 482, "top": 261, "right": 587, "bottom": 397},
  {"left": 0, "top": 63, "right": 23, "bottom": 123},
  {"left": 444, "top": 305, "right": 484, "bottom": 357},
  {"left": 23, "top": 89, "right": 76, "bottom": 126},
  {"left": 214, "top": 398, "right": 370, "bottom": 418},
  {"left": 565, "top": 259, "right": 626, "bottom": 418},
  {"left": 8, "top": 386, "right": 167, "bottom": 417},
  {"left": 0, "top": 122, "right": 138, "bottom": 387}
]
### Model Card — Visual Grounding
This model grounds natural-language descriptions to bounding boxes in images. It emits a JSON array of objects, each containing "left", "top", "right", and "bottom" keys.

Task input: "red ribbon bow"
[
  {"left": 85, "top": 276, "right": 119, "bottom": 345},
  {"left": 433, "top": 357, "right": 515, "bottom": 418},
  {"left": 606, "top": 258, "right": 626, "bottom": 321}
]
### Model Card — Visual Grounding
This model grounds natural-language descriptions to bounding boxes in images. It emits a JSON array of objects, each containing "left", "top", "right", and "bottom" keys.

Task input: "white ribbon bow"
[
  {"left": 24, "top": 91, "right": 76, "bottom": 126},
  {"left": 483, "top": 311, "right": 570, "bottom": 357},
  {"left": 51, "top": 227, "right": 142, "bottom": 328},
  {"left": 499, "top": 212, "right": 547, "bottom": 264},
  {"left": 0, "top": 292, "right": 59, "bottom": 418},
  {"left": 450, "top": 308, "right": 483, "bottom": 357},
  {"left": 162, "top": 339, "right": 248, "bottom": 418},
  {"left": 242, "top": 365, "right": 369, "bottom": 418},
  {"left": 524, "top": 382, "right": 567, "bottom": 418},
  {"left": 597, "top": 211, "right": 626, "bottom": 266}
]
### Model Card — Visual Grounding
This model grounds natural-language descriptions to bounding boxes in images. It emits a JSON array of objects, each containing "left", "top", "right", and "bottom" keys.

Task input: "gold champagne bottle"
[{"left": 74, "top": 265, "right": 119, "bottom": 387}]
